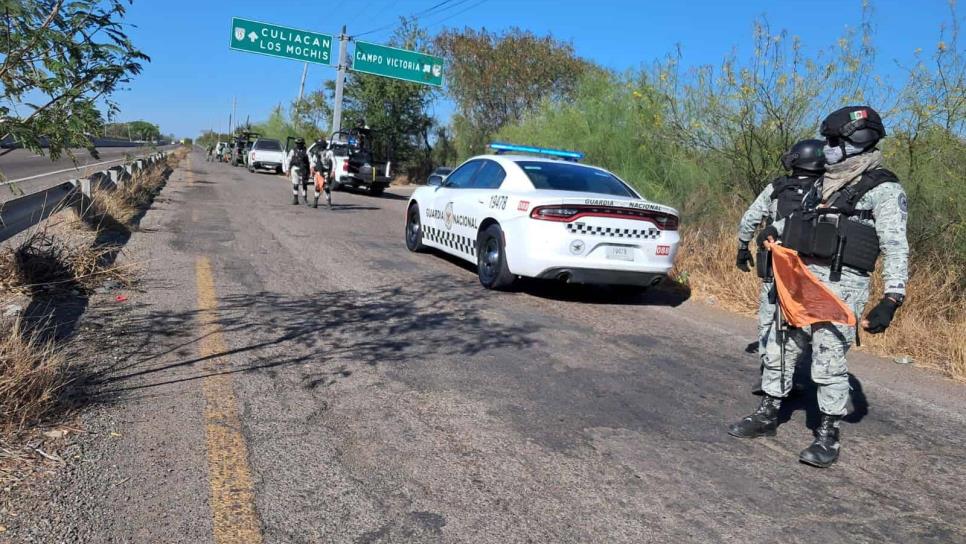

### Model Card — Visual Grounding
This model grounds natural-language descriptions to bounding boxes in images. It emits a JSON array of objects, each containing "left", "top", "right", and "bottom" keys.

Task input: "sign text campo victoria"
[
  {"left": 230, "top": 17, "right": 333, "bottom": 65},
  {"left": 352, "top": 41, "right": 444, "bottom": 87}
]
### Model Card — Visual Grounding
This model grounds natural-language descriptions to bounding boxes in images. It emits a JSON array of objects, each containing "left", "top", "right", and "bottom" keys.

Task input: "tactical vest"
[
  {"left": 781, "top": 168, "right": 900, "bottom": 278},
  {"left": 292, "top": 147, "right": 310, "bottom": 171},
  {"left": 770, "top": 175, "right": 818, "bottom": 220}
]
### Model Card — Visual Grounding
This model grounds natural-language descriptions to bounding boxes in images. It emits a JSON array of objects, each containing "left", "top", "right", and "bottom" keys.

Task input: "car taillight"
[
  {"left": 652, "top": 214, "right": 679, "bottom": 230},
  {"left": 530, "top": 204, "right": 679, "bottom": 230},
  {"left": 342, "top": 161, "right": 349, "bottom": 172},
  {"left": 252, "top": 152, "right": 256, "bottom": 160},
  {"left": 530, "top": 206, "right": 580, "bottom": 221}
]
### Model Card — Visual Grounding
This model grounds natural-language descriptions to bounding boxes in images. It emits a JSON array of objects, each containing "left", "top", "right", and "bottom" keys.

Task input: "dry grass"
[
  {"left": 0, "top": 319, "right": 68, "bottom": 432},
  {"left": 81, "top": 162, "right": 170, "bottom": 229},
  {"left": 674, "top": 221, "right": 966, "bottom": 380},
  {"left": 0, "top": 229, "right": 135, "bottom": 296}
]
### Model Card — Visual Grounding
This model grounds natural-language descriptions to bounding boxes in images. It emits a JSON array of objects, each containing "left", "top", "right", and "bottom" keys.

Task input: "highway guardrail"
[{"left": 0, "top": 151, "right": 169, "bottom": 243}]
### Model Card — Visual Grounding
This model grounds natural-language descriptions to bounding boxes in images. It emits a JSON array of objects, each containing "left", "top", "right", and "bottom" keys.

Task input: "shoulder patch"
[{"left": 898, "top": 193, "right": 908, "bottom": 213}]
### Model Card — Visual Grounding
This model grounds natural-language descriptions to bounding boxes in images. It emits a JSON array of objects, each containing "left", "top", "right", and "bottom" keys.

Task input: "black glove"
[
  {"left": 756, "top": 225, "right": 780, "bottom": 249},
  {"left": 736, "top": 245, "right": 754, "bottom": 272},
  {"left": 863, "top": 297, "right": 899, "bottom": 334}
]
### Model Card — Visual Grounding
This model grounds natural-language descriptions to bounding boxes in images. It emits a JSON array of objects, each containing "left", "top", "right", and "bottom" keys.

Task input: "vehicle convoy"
[
  {"left": 405, "top": 143, "right": 681, "bottom": 290},
  {"left": 323, "top": 126, "right": 392, "bottom": 196},
  {"left": 231, "top": 131, "right": 259, "bottom": 167},
  {"left": 248, "top": 138, "right": 285, "bottom": 174}
]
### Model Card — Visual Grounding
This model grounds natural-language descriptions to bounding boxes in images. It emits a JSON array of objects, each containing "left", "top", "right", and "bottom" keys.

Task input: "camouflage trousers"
[{"left": 759, "top": 264, "right": 870, "bottom": 416}]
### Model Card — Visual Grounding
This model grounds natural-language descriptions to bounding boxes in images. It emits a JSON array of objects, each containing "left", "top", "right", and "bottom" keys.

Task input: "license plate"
[{"left": 606, "top": 246, "right": 635, "bottom": 261}]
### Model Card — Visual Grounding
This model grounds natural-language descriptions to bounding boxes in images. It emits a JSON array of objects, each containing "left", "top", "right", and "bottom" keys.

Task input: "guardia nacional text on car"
[{"left": 405, "top": 143, "right": 681, "bottom": 290}]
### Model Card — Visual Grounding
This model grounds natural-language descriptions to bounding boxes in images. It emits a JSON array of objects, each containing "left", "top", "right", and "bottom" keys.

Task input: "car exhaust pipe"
[
  {"left": 556, "top": 272, "right": 572, "bottom": 283},
  {"left": 650, "top": 276, "right": 664, "bottom": 286}
]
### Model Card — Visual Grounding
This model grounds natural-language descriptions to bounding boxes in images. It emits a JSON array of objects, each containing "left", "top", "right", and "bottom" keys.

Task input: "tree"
[
  {"left": 104, "top": 120, "right": 161, "bottom": 141},
  {"left": 250, "top": 105, "right": 298, "bottom": 142},
  {"left": 126, "top": 120, "right": 161, "bottom": 141},
  {"left": 0, "top": 0, "right": 149, "bottom": 169},
  {"left": 291, "top": 90, "right": 331, "bottom": 139},
  {"left": 434, "top": 28, "right": 589, "bottom": 157},
  {"left": 197, "top": 130, "right": 230, "bottom": 148},
  {"left": 652, "top": 10, "right": 881, "bottom": 198}
]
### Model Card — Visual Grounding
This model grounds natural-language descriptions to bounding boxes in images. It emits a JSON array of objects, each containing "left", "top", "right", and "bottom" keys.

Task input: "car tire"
[
  {"left": 405, "top": 204, "right": 425, "bottom": 252},
  {"left": 477, "top": 224, "right": 515, "bottom": 290},
  {"left": 248, "top": 163, "right": 255, "bottom": 173},
  {"left": 368, "top": 185, "right": 385, "bottom": 197}
]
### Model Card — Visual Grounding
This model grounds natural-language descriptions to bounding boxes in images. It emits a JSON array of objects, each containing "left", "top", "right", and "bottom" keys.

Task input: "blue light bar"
[{"left": 488, "top": 142, "right": 585, "bottom": 162}]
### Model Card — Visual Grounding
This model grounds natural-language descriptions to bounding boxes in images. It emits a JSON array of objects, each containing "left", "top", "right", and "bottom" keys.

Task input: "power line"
[
  {"left": 424, "top": 0, "right": 488, "bottom": 28},
  {"left": 353, "top": 0, "right": 459, "bottom": 38}
]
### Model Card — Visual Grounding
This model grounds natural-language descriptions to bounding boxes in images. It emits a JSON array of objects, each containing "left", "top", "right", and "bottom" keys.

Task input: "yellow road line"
[{"left": 196, "top": 256, "right": 264, "bottom": 543}]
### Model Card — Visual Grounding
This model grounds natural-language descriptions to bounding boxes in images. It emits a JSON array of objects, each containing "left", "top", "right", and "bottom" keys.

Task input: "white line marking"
[{"left": 0, "top": 149, "right": 168, "bottom": 187}]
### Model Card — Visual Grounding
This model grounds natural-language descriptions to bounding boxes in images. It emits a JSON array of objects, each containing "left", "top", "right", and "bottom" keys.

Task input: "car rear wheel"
[
  {"left": 477, "top": 224, "right": 515, "bottom": 290},
  {"left": 405, "top": 205, "right": 425, "bottom": 252},
  {"left": 369, "top": 185, "right": 385, "bottom": 197}
]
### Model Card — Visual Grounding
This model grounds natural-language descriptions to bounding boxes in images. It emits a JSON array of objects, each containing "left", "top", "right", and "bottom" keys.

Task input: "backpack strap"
[{"left": 828, "top": 168, "right": 900, "bottom": 216}]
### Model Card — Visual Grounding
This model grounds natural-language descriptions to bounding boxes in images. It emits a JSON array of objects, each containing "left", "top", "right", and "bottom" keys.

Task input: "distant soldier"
[
  {"left": 729, "top": 106, "right": 909, "bottom": 468},
  {"left": 309, "top": 136, "right": 332, "bottom": 206},
  {"left": 736, "top": 139, "right": 826, "bottom": 395},
  {"left": 287, "top": 137, "right": 310, "bottom": 205}
]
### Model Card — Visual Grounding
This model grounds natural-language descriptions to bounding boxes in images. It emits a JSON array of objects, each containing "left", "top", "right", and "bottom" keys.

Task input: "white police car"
[{"left": 405, "top": 143, "right": 680, "bottom": 290}]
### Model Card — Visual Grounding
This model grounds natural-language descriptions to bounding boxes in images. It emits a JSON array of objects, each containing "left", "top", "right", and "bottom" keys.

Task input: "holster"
[{"left": 756, "top": 247, "right": 772, "bottom": 279}]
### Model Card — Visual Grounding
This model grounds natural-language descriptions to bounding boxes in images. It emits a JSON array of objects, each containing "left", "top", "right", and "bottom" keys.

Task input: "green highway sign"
[
  {"left": 352, "top": 41, "right": 444, "bottom": 87},
  {"left": 229, "top": 17, "right": 333, "bottom": 65}
]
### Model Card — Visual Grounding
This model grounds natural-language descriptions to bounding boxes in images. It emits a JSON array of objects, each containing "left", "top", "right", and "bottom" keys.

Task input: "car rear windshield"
[
  {"left": 515, "top": 161, "right": 636, "bottom": 197},
  {"left": 254, "top": 139, "right": 281, "bottom": 151}
]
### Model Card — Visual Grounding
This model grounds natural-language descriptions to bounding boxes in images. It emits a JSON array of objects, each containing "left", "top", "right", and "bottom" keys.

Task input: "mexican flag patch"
[{"left": 850, "top": 109, "right": 869, "bottom": 121}]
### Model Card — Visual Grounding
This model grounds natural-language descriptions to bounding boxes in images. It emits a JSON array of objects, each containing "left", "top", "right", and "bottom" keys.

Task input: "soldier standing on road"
[
  {"left": 729, "top": 106, "right": 909, "bottom": 468},
  {"left": 736, "top": 139, "right": 826, "bottom": 395},
  {"left": 308, "top": 136, "right": 331, "bottom": 204},
  {"left": 287, "top": 137, "right": 310, "bottom": 205}
]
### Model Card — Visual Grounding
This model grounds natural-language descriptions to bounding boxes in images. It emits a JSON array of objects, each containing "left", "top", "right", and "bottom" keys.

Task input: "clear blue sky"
[{"left": 112, "top": 0, "right": 959, "bottom": 138}]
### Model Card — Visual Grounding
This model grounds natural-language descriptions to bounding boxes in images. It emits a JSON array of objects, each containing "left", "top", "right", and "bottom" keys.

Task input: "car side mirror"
[{"left": 428, "top": 174, "right": 443, "bottom": 187}]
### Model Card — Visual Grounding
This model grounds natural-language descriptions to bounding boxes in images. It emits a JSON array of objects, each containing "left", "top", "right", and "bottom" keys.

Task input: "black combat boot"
[
  {"left": 799, "top": 414, "right": 841, "bottom": 468},
  {"left": 728, "top": 395, "right": 781, "bottom": 438},
  {"left": 292, "top": 194, "right": 299, "bottom": 205}
]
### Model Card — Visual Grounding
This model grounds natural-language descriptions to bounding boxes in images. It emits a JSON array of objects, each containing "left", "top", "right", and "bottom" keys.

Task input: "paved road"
[
  {"left": 11, "top": 151, "right": 965, "bottom": 543},
  {"left": 0, "top": 145, "right": 175, "bottom": 202}
]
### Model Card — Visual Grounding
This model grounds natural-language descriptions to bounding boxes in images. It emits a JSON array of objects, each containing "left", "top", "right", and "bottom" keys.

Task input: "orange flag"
[{"left": 766, "top": 242, "right": 857, "bottom": 328}]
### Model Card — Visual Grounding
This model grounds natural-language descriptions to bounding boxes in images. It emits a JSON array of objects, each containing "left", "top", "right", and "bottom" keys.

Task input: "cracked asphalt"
[{"left": 5, "top": 151, "right": 964, "bottom": 543}]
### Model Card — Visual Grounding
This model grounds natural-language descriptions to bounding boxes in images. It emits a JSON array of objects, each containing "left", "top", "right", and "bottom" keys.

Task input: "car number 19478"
[{"left": 489, "top": 195, "right": 508, "bottom": 210}]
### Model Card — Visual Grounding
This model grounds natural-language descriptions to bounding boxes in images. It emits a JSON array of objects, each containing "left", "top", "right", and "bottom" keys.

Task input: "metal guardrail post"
[{"left": 89, "top": 170, "right": 117, "bottom": 192}]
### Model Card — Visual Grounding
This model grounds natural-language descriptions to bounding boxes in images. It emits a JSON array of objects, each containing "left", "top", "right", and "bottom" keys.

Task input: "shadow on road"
[
  {"left": 777, "top": 372, "right": 870, "bottom": 429},
  {"left": 79, "top": 275, "right": 543, "bottom": 402},
  {"left": 424, "top": 248, "right": 690, "bottom": 307}
]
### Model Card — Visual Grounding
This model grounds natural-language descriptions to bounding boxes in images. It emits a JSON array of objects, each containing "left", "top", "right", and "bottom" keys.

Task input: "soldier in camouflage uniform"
[
  {"left": 736, "top": 139, "right": 826, "bottom": 395},
  {"left": 729, "top": 106, "right": 909, "bottom": 468}
]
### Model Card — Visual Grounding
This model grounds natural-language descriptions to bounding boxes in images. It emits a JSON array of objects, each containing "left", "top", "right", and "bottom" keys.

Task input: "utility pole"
[
  {"left": 231, "top": 96, "right": 237, "bottom": 135},
  {"left": 298, "top": 62, "right": 308, "bottom": 102},
  {"left": 332, "top": 25, "right": 349, "bottom": 134}
]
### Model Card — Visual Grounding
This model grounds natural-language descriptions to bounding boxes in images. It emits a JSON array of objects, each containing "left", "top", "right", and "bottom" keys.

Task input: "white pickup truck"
[{"left": 247, "top": 138, "right": 285, "bottom": 174}]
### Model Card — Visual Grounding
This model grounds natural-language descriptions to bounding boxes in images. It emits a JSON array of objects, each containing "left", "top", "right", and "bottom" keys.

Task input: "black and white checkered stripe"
[
  {"left": 424, "top": 226, "right": 477, "bottom": 257},
  {"left": 566, "top": 222, "right": 660, "bottom": 240}
]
